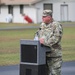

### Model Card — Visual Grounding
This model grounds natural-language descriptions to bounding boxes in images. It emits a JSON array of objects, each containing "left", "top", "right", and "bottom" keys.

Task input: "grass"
[
  {"left": 62, "top": 27, "right": 75, "bottom": 61},
  {"left": 0, "top": 28, "right": 37, "bottom": 66},
  {"left": 0, "top": 53, "right": 19, "bottom": 66},
  {"left": 0, "top": 23, "right": 75, "bottom": 66}
]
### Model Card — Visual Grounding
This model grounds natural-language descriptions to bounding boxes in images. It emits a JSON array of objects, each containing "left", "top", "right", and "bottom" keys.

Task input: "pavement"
[
  {"left": 0, "top": 23, "right": 75, "bottom": 31},
  {"left": 0, "top": 61, "right": 75, "bottom": 75},
  {"left": 0, "top": 26, "right": 39, "bottom": 30},
  {"left": 61, "top": 61, "right": 75, "bottom": 75}
]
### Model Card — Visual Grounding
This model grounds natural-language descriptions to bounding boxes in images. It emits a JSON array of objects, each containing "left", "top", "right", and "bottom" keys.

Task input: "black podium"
[{"left": 20, "top": 39, "right": 50, "bottom": 75}]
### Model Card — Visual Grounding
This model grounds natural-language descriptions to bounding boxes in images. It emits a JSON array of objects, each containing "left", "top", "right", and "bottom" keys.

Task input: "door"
[{"left": 61, "top": 5, "right": 68, "bottom": 21}]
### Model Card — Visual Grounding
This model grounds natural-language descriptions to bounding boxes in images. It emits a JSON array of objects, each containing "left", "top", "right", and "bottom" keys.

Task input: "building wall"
[
  {"left": 0, "top": 5, "right": 37, "bottom": 23},
  {"left": 53, "top": 3, "right": 60, "bottom": 21},
  {"left": 53, "top": 2, "right": 75, "bottom": 21},
  {"left": 35, "top": 0, "right": 75, "bottom": 22},
  {"left": 13, "top": 5, "right": 37, "bottom": 23},
  {"left": 13, "top": 5, "right": 23, "bottom": 23},
  {"left": 35, "top": 2, "right": 43, "bottom": 23},
  {"left": 23, "top": 6, "right": 37, "bottom": 23},
  {"left": 0, "top": 0, "right": 75, "bottom": 23},
  {"left": 0, "top": 5, "right": 8, "bottom": 22},
  {"left": 68, "top": 2, "right": 75, "bottom": 21}
]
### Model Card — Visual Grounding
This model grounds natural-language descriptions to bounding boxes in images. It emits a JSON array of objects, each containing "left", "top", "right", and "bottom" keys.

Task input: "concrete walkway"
[
  {"left": 0, "top": 61, "right": 75, "bottom": 75},
  {"left": 61, "top": 61, "right": 75, "bottom": 75},
  {"left": 0, "top": 23, "right": 75, "bottom": 30}
]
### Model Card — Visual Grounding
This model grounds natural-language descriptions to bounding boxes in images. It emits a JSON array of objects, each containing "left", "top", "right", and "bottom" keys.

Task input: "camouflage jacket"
[{"left": 36, "top": 20, "right": 63, "bottom": 57}]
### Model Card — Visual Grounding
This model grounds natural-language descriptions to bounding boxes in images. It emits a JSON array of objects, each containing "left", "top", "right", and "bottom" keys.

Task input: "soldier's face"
[{"left": 42, "top": 16, "right": 52, "bottom": 24}]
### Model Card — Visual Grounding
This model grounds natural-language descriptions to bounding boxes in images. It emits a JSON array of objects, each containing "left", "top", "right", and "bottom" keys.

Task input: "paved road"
[
  {"left": 0, "top": 61, "right": 75, "bottom": 75},
  {"left": 61, "top": 61, "right": 75, "bottom": 75},
  {"left": 0, "top": 23, "right": 75, "bottom": 30},
  {"left": 0, "top": 26, "right": 39, "bottom": 30}
]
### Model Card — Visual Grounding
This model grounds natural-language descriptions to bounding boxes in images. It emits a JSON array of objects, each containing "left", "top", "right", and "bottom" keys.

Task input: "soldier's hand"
[{"left": 39, "top": 38, "right": 44, "bottom": 44}]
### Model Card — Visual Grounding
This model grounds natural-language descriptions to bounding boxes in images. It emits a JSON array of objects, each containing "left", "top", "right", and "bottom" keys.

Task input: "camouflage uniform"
[{"left": 36, "top": 10, "right": 63, "bottom": 75}]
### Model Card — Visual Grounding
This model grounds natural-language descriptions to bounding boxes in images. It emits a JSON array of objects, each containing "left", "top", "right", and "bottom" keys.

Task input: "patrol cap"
[{"left": 43, "top": 10, "right": 52, "bottom": 16}]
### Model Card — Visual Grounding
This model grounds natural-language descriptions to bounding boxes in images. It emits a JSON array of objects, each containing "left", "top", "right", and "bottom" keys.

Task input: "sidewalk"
[{"left": 0, "top": 61, "right": 75, "bottom": 75}]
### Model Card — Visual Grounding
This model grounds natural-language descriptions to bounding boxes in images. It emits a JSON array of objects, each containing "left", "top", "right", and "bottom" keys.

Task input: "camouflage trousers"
[{"left": 46, "top": 56, "right": 62, "bottom": 75}]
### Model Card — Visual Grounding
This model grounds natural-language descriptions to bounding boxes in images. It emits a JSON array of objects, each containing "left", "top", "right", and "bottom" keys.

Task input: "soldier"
[{"left": 35, "top": 10, "right": 63, "bottom": 75}]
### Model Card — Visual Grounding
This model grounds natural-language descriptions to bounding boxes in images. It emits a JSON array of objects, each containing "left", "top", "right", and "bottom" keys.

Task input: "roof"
[
  {"left": 0, "top": 0, "right": 1, "bottom": 4},
  {"left": 0, "top": 0, "right": 42, "bottom": 5},
  {"left": 1, "top": 0, "right": 75, "bottom": 5}
]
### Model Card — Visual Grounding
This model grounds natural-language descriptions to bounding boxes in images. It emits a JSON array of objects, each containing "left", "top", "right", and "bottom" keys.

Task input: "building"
[{"left": 0, "top": 0, "right": 75, "bottom": 23}]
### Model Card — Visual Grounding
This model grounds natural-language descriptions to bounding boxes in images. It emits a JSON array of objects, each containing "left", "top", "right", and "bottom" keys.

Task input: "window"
[
  {"left": 43, "top": 3, "right": 53, "bottom": 11},
  {"left": 8, "top": 5, "right": 13, "bottom": 15},
  {"left": 20, "top": 5, "right": 24, "bottom": 14}
]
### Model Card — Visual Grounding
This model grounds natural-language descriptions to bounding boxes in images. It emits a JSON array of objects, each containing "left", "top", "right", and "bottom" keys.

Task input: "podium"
[{"left": 20, "top": 39, "right": 50, "bottom": 75}]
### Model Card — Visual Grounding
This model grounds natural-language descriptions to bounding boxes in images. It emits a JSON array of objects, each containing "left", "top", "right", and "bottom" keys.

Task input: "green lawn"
[
  {"left": 0, "top": 28, "right": 37, "bottom": 66},
  {"left": 61, "top": 27, "right": 75, "bottom": 61},
  {"left": 0, "top": 23, "right": 75, "bottom": 66}
]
